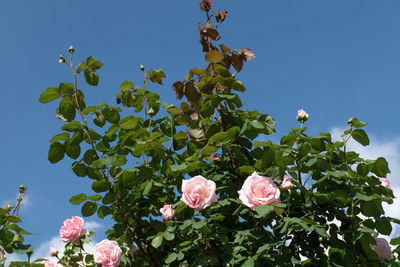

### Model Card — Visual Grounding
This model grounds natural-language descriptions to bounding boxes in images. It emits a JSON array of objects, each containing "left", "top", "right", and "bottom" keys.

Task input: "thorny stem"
[
  {"left": 66, "top": 57, "right": 157, "bottom": 267},
  {"left": 295, "top": 126, "right": 306, "bottom": 202},
  {"left": 201, "top": 7, "right": 237, "bottom": 171}
]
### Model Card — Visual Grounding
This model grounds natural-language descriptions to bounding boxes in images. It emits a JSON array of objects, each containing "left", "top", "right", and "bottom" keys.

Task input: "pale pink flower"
[
  {"left": 372, "top": 236, "right": 391, "bottom": 261},
  {"left": 49, "top": 246, "right": 58, "bottom": 256},
  {"left": 41, "top": 258, "right": 59, "bottom": 267},
  {"left": 238, "top": 172, "right": 281, "bottom": 210},
  {"left": 59, "top": 216, "right": 87, "bottom": 244},
  {"left": 94, "top": 239, "right": 122, "bottom": 267},
  {"left": 160, "top": 205, "right": 175, "bottom": 221},
  {"left": 181, "top": 175, "right": 218, "bottom": 210},
  {"left": 296, "top": 109, "right": 309, "bottom": 122},
  {"left": 242, "top": 48, "right": 256, "bottom": 61},
  {"left": 281, "top": 175, "right": 293, "bottom": 190},
  {"left": 378, "top": 177, "right": 392, "bottom": 190}
]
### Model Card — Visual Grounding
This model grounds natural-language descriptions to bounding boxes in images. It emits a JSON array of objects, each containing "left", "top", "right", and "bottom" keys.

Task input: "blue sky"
[{"left": 1, "top": 0, "right": 400, "bottom": 261}]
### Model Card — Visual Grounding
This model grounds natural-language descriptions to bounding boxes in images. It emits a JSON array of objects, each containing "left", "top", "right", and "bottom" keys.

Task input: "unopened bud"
[
  {"left": 148, "top": 107, "right": 155, "bottom": 116},
  {"left": 296, "top": 109, "right": 309, "bottom": 123},
  {"left": 49, "top": 246, "right": 58, "bottom": 256},
  {"left": 59, "top": 54, "right": 66, "bottom": 63},
  {"left": 4, "top": 204, "right": 12, "bottom": 210},
  {"left": 140, "top": 64, "right": 145, "bottom": 71},
  {"left": 19, "top": 184, "right": 25, "bottom": 193},
  {"left": 68, "top": 45, "right": 75, "bottom": 53}
]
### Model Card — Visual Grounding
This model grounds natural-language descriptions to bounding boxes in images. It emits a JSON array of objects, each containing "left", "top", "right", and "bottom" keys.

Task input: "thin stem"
[{"left": 66, "top": 59, "right": 156, "bottom": 266}]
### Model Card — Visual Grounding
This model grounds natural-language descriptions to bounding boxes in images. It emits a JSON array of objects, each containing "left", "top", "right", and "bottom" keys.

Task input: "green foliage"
[{"left": 29, "top": 1, "right": 400, "bottom": 266}]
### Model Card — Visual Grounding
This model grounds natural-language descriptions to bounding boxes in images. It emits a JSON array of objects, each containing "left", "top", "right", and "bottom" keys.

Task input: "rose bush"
[{"left": 4, "top": 0, "right": 400, "bottom": 266}]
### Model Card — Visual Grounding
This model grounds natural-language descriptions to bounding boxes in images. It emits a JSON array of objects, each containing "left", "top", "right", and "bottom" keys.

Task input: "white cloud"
[
  {"left": 331, "top": 127, "right": 400, "bottom": 237},
  {"left": 84, "top": 220, "right": 103, "bottom": 231},
  {"left": 32, "top": 235, "right": 97, "bottom": 261}
]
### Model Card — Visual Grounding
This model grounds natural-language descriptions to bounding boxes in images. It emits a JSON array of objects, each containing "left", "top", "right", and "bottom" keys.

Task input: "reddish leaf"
[
  {"left": 205, "top": 50, "right": 224, "bottom": 63},
  {"left": 172, "top": 81, "right": 184, "bottom": 100},
  {"left": 214, "top": 10, "right": 228, "bottom": 23},
  {"left": 231, "top": 54, "right": 243, "bottom": 72}
]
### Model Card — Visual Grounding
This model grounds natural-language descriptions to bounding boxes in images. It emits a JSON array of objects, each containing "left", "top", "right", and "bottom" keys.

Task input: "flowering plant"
[{"left": 3, "top": 0, "right": 400, "bottom": 266}]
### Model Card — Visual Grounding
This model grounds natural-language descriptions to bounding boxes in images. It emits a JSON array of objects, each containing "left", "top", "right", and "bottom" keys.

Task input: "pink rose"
[
  {"left": 42, "top": 258, "right": 59, "bottom": 267},
  {"left": 378, "top": 177, "right": 392, "bottom": 190},
  {"left": 238, "top": 172, "right": 281, "bottom": 210},
  {"left": 59, "top": 216, "right": 87, "bottom": 244},
  {"left": 181, "top": 175, "right": 218, "bottom": 210},
  {"left": 372, "top": 236, "right": 391, "bottom": 261},
  {"left": 296, "top": 109, "right": 309, "bottom": 122},
  {"left": 94, "top": 239, "right": 122, "bottom": 267},
  {"left": 49, "top": 246, "right": 58, "bottom": 256},
  {"left": 160, "top": 205, "right": 175, "bottom": 221},
  {"left": 281, "top": 175, "right": 293, "bottom": 190}
]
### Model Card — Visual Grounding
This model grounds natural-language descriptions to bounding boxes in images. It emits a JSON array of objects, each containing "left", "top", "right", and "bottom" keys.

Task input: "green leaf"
[
  {"left": 242, "top": 258, "right": 255, "bottom": 267},
  {"left": 81, "top": 201, "right": 97, "bottom": 217},
  {"left": 371, "top": 157, "right": 390, "bottom": 177},
  {"left": 142, "top": 180, "right": 153, "bottom": 196},
  {"left": 120, "top": 117, "right": 140, "bottom": 130},
  {"left": 65, "top": 142, "right": 81, "bottom": 159},
  {"left": 12, "top": 244, "right": 33, "bottom": 255},
  {"left": 48, "top": 142, "right": 65, "bottom": 163},
  {"left": 56, "top": 97, "right": 76, "bottom": 122},
  {"left": 86, "top": 56, "right": 103, "bottom": 70},
  {"left": 84, "top": 149, "right": 98, "bottom": 165},
  {"left": 62, "top": 121, "right": 82, "bottom": 132},
  {"left": 59, "top": 82, "right": 74, "bottom": 96},
  {"left": 360, "top": 200, "right": 382, "bottom": 217},
  {"left": 151, "top": 234, "right": 163, "bottom": 248},
  {"left": 84, "top": 68, "right": 99, "bottom": 86},
  {"left": 256, "top": 205, "right": 274, "bottom": 217},
  {"left": 120, "top": 80, "right": 134, "bottom": 91},
  {"left": 111, "top": 155, "right": 127, "bottom": 166},
  {"left": 72, "top": 162, "right": 87, "bottom": 177},
  {"left": 173, "top": 131, "right": 188, "bottom": 150},
  {"left": 76, "top": 61, "right": 86, "bottom": 73},
  {"left": 103, "top": 106, "right": 120, "bottom": 124},
  {"left": 348, "top": 117, "right": 368, "bottom": 128},
  {"left": 163, "top": 231, "right": 175, "bottom": 241},
  {"left": 352, "top": 129, "right": 370, "bottom": 146},
  {"left": 69, "top": 193, "right": 87, "bottom": 205},
  {"left": 205, "top": 50, "right": 224, "bottom": 63},
  {"left": 49, "top": 132, "right": 69, "bottom": 143},
  {"left": 193, "top": 220, "right": 207, "bottom": 229},
  {"left": 390, "top": 236, "right": 400, "bottom": 245},
  {"left": 149, "top": 69, "right": 166, "bottom": 85},
  {"left": 97, "top": 205, "right": 113, "bottom": 218},
  {"left": 92, "top": 179, "right": 108, "bottom": 193},
  {"left": 87, "top": 194, "right": 102, "bottom": 202},
  {"left": 165, "top": 253, "right": 177, "bottom": 264},
  {"left": 39, "top": 87, "right": 61, "bottom": 103},
  {"left": 375, "top": 219, "right": 392, "bottom": 235},
  {"left": 93, "top": 110, "right": 106, "bottom": 127},
  {"left": 357, "top": 163, "right": 369, "bottom": 176}
]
